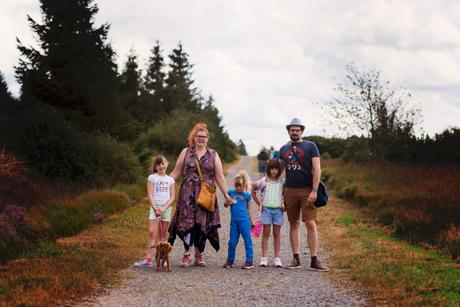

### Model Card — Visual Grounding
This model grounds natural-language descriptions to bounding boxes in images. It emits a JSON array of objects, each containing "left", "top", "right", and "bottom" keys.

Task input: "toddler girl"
[{"left": 223, "top": 170, "right": 255, "bottom": 269}]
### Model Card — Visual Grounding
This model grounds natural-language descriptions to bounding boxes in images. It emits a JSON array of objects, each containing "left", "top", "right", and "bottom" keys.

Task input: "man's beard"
[{"left": 290, "top": 134, "right": 300, "bottom": 142}]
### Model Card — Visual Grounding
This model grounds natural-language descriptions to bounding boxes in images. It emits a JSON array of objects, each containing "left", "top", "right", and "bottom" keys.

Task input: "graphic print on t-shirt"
[
  {"left": 228, "top": 189, "right": 251, "bottom": 221},
  {"left": 279, "top": 140, "right": 319, "bottom": 188},
  {"left": 147, "top": 173, "right": 175, "bottom": 206},
  {"left": 283, "top": 145, "right": 305, "bottom": 172},
  {"left": 232, "top": 194, "right": 246, "bottom": 203},
  {"left": 154, "top": 179, "right": 170, "bottom": 194}
]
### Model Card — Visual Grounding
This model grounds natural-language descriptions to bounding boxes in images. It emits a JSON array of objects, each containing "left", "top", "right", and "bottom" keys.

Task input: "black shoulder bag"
[{"left": 290, "top": 143, "right": 329, "bottom": 207}]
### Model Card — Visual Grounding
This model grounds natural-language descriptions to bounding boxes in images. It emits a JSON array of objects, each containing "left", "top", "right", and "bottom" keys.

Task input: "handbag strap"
[{"left": 194, "top": 159, "right": 204, "bottom": 182}]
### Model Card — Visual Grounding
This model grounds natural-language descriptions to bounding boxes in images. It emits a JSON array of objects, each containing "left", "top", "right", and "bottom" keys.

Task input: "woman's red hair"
[{"left": 188, "top": 123, "right": 209, "bottom": 147}]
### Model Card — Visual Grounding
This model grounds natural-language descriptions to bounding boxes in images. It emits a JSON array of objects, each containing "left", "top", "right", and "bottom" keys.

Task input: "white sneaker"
[
  {"left": 259, "top": 257, "right": 268, "bottom": 267},
  {"left": 274, "top": 258, "right": 282, "bottom": 267}
]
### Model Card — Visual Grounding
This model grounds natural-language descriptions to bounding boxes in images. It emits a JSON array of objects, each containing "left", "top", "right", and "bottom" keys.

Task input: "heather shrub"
[
  {"left": 323, "top": 160, "right": 460, "bottom": 259},
  {"left": 0, "top": 205, "right": 31, "bottom": 262}
]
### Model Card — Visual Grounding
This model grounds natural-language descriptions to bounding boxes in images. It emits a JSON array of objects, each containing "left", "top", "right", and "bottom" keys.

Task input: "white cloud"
[{"left": 1, "top": 0, "right": 460, "bottom": 155}]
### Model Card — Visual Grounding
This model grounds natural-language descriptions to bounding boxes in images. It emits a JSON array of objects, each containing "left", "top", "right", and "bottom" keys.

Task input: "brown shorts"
[{"left": 284, "top": 187, "right": 316, "bottom": 223}]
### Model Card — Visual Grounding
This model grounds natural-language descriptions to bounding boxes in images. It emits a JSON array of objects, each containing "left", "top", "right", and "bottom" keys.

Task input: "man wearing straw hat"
[{"left": 279, "top": 118, "right": 329, "bottom": 271}]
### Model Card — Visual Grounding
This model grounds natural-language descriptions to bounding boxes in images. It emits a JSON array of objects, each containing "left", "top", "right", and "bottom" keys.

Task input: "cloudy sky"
[{"left": 2, "top": 0, "right": 460, "bottom": 154}]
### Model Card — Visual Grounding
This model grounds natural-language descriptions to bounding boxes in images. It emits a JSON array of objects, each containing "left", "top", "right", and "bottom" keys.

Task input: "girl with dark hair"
[{"left": 251, "top": 159, "right": 285, "bottom": 268}]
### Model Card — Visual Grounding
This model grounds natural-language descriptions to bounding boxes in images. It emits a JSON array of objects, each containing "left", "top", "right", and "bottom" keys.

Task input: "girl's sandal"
[{"left": 180, "top": 252, "right": 191, "bottom": 268}]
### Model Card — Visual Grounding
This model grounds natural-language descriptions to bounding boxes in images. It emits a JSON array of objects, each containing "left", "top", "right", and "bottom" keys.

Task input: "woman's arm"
[
  {"left": 169, "top": 148, "right": 188, "bottom": 180},
  {"left": 214, "top": 152, "right": 231, "bottom": 203},
  {"left": 147, "top": 181, "right": 159, "bottom": 211},
  {"left": 161, "top": 182, "right": 176, "bottom": 211}
]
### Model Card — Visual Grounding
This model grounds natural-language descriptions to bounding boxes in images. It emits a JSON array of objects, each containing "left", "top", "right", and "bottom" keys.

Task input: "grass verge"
[
  {"left": 319, "top": 195, "right": 460, "bottom": 305},
  {"left": 0, "top": 156, "right": 242, "bottom": 306},
  {"left": 0, "top": 201, "right": 148, "bottom": 306},
  {"left": 321, "top": 159, "right": 460, "bottom": 260}
]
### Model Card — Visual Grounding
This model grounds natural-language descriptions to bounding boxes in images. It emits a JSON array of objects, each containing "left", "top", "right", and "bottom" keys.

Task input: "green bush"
[
  {"left": 321, "top": 152, "right": 332, "bottom": 160},
  {"left": 342, "top": 136, "right": 371, "bottom": 162},
  {"left": 321, "top": 169, "right": 331, "bottom": 183},
  {"left": 22, "top": 113, "right": 142, "bottom": 185},
  {"left": 136, "top": 108, "right": 237, "bottom": 163},
  {"left": 137, "top": 108, "right": 200, "bottom": 156},
  {"left": 304, "top": 136, "right": 346, "bottom": 158}
]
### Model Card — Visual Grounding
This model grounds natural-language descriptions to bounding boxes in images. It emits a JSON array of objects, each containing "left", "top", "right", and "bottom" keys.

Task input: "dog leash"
[{"left": 159, "top": 219, "right": 164, "bottom": 237}]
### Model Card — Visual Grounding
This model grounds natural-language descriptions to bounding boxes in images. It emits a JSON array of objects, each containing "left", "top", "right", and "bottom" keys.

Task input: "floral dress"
[{"left": 168, "top": 147, "right": 221, "bottom": 252}]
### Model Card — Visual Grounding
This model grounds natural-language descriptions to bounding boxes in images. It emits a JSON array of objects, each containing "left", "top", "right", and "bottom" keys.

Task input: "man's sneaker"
[
  {"left": 133, "top": 259, "right": 153, "bottom": 268},
  {"left": 241, "top": 261, "right": 254, "bottom": 269},
  {"left": 285, "top": 258, "right": 301, "bottom": 269},
  {"left": 273, "top": 258, "right": 282, "bottom": 268},
  {"left": 223, "top": 261, "right": 235, "bottom": 268},
  {"left": 259, "top": 257, "right": 268, "bottom": 267},
  {"left": 309, "top": 258, "right": 329, "bottom": 272}
]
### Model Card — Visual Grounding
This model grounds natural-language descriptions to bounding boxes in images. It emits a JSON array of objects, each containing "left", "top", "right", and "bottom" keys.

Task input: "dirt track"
[{"left": 81, "top": 156, "right": 366, "bottom": 306}]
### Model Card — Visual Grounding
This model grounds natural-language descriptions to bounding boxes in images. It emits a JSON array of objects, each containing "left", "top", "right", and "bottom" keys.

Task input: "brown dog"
[{"left": 155, "top": 241, "right": 172, "bottom": 272}]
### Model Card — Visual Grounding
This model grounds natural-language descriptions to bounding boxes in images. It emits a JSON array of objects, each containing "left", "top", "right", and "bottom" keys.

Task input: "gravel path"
[{"left": 81, "top": 156, "right": 366, "bottom": 306}]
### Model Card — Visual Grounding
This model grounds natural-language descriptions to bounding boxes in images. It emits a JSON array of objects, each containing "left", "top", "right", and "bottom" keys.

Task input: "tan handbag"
[{"left": 194, "top": 159, "right": 217, "bottom": 212}]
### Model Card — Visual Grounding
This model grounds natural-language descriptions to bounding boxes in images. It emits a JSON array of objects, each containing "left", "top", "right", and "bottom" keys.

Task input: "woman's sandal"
[
  {"left": 180, "top": 252, "right": 191, "bottom": 268},
  {"left": 194, "top": 251, "right": 206, "bottom": 267}
]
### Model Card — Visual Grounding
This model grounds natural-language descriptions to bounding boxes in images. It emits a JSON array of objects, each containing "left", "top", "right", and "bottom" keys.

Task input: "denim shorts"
[{"left": 260, "top": 207, "right": 284, "bottom": 225}]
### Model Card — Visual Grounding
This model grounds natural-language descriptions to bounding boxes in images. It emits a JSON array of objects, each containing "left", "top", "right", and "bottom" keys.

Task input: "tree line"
[
  {"left": 318, "top": 63, "right": 459, "bottom": 163},
  {"left": 0, "top": 0, "right": 241, "bottom": 185}
]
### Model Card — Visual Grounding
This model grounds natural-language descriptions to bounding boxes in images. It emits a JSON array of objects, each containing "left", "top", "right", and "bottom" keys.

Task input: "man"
[{"left": 279, "top": 118, "right": 328, "bottom": 271}]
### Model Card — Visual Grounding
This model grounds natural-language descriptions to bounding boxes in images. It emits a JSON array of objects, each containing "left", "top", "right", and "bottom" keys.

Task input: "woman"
[
  {"left": 168, "top": 123, "right": 231, "bottom": 268},
  {"left": 256, "top": 148, "right": 269, "bottom": 178}
]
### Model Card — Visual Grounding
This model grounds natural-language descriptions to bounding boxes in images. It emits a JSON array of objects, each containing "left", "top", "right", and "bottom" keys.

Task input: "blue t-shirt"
[
  {"left": 228, "top": 189, "right": 252, "bottom": 221},
  {"left": 279, "top": 140, "right": 320, "bottom": 188}
]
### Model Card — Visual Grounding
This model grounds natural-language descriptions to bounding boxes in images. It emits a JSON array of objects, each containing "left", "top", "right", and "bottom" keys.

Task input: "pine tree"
[
  {"left": 0, "top": 72, "right": 16, "bottom": 117},
  {"left": 118, "top": 48, "right": 143, "bottom": 134},
  {"left": 237, "top": 139, "right": 248, "bottom": 156},
  {"left": 141, "top": 41, "right": 166, "bottom": 125},
  {"left": 0, "top": 72, "right": 15, "bottom": 106},
  {"left": 201, "top": 96, "right": 236, "bottom": 162},
  {"left": 120, "top": 48, "right": 142, "bottom": 99},
  {"left": 15, "top": 0, "right": 136, "bottom": 140},
  {"left": 164, "top": 43, "right": 200, "bottom": 113},
  {"left": 144, "top": 41, "right": 165, "bottom": 97}
]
